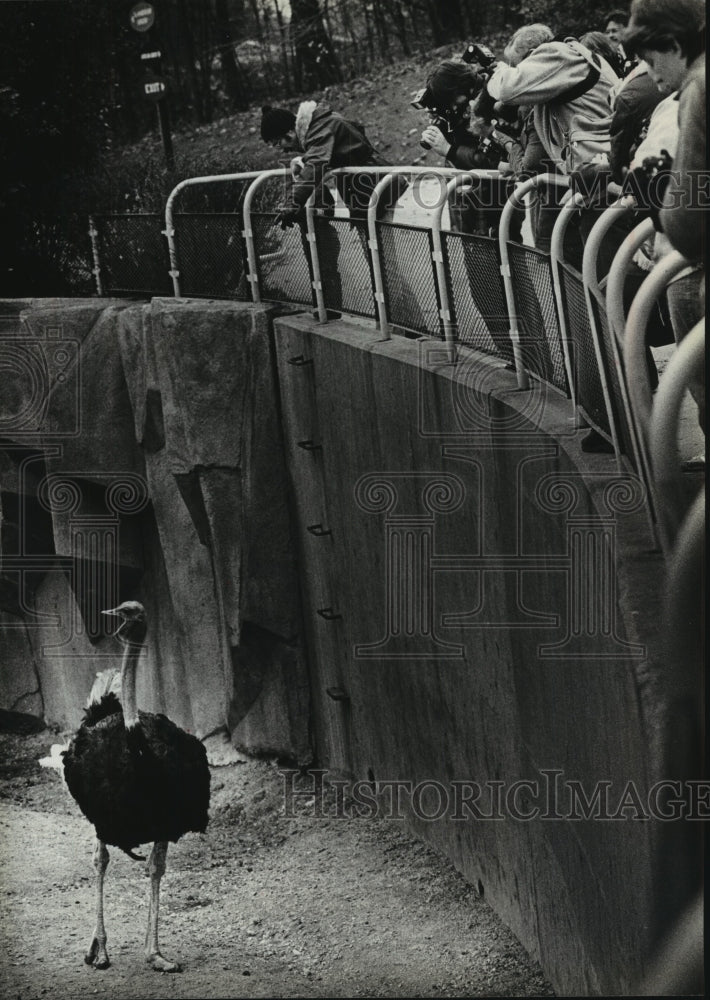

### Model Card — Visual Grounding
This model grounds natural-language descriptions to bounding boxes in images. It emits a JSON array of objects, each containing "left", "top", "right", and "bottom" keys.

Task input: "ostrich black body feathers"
[{"left": 63, "top": 694, "right": 211, "bottom": 858}]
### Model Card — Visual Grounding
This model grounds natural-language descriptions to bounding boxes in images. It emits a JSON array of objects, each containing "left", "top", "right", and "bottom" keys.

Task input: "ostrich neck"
[{"left": 120, "top": 642, "right": 142, "bottom": 729}]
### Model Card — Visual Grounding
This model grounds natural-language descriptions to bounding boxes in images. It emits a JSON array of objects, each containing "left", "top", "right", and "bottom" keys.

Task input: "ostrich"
[{"left": 62, "top": 600, "right": 211, "bottom": 972}]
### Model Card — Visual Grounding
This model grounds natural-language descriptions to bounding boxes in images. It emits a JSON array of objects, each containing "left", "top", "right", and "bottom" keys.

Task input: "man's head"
[
  {"left": 260, "top": 105, "right": 298, "bottom": 152},
  {"left": 426, "top": 60, "right": 480, "bottom": 112},
  {"left": 603, "top": 10, "right": 629, "bottom": 49},
  {"left": 623, "top": 0, "right": 705, "bottom": 91},
  {"left": 503, "top": 23, "right": 554, "bottom": 67}
]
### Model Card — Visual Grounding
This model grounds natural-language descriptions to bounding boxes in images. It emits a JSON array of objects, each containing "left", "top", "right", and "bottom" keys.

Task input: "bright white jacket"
[{"left": 487, "top": 41, "right": 619, "bottom": 171}]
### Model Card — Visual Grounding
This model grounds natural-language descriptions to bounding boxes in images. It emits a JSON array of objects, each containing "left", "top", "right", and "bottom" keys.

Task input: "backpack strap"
[{"left": 549, "top": 41, "right": 602, "bottom": 106}]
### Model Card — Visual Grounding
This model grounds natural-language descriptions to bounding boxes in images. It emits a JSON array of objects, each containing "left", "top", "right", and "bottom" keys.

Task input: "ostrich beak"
[{"left": 101, "top": 608, "right": 124, "bottom": 637}]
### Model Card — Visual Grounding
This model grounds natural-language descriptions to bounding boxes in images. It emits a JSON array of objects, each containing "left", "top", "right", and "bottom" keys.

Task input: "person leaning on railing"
[
  {"left": 485, "top": 23, "right": 620, "bottom": 270},
  {"left": 260, "top": 102, "right": 400, "bottom": 315},
  {"left": 418, "top": 59, "right": 523, "bottom": 241},
  {"left": 624, "top": 0, "right": 706, "bottom": 445}
]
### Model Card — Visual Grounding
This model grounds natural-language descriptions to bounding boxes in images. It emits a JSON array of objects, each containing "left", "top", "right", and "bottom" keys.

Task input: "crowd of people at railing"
[{"left": 256, "top": 0, "right": 705, "bottom": 460}]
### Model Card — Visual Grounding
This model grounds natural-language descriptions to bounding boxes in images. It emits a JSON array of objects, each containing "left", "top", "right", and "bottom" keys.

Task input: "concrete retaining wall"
[{"left": 1, "top": 298, "right": 697, "bottom": 994}]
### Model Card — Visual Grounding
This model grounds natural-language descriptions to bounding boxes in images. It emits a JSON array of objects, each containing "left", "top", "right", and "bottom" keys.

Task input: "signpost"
[{"left": 129, "top": 3, "right": 174, "bottom": 171}]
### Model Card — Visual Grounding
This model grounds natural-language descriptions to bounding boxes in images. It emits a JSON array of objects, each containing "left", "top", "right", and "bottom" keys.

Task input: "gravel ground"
[{"left": 0, "top": 728, "right": 554, "bottom": 999}]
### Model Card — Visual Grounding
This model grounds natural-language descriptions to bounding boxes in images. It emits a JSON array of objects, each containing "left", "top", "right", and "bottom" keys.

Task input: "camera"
[
  {"left": 462, "top": 42, "right": 496, "bottom": 70},
  {"left": 412, "top": 42, "right": 502, "bottom": 150},
  {"left": 411, "top": 86, "right": 460, "bottom": 148}
]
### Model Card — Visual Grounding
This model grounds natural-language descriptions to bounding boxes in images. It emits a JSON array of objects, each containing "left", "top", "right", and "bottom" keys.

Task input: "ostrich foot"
[
  {"left": 84, "top": 936, "right": 110, "bottom": 969},
  {"left": 146, "top": 951, "right": 182, "bottom": 973}
]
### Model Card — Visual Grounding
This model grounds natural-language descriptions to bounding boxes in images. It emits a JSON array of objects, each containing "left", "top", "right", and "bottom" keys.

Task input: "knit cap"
[{"left": 260, "top": 105, "right": 296, "bottom": 141}]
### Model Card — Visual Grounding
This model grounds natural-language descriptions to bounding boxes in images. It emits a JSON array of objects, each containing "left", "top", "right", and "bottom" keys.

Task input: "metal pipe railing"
[
  {"left": 164, "top": 170, "right": 283, "bottom": 299},
  {"left": 605, "top": 216, "right": 655, "bottom": 345},
  {"left": 581, "top": 197, "right": 653, "bottom": 502},
  {"left": 649, "top": 319, "right": 705, "bottom": 551},
  {"left": 430, "top": 170, "right": 504, "bottom": 364},
  {"left": 361, "top": 165, "right": 483, "bottom": 339},
  {"left": 498, "top": 173, "right": 570, "bottom": 391},
  {"left": 549, "top": 189, "right": 585, "bottom": 408},
  {"left": 623, "top": 250, "right": 690, "bottom": 433},
  {"left": 580, "top": 197, "right": 637, "bottom": 465}
]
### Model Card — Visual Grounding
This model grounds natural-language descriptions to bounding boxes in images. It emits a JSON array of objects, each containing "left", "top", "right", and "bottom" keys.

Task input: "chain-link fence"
[
  {"left": 377, "top": 221, "right": 440, "bottom": 336},
  {"left": 314, "top": 215, "right": 376, "bottom": 318},
  {"left": 506, "top": 242, "right": 569, "bottom": 395},
  {"left": 558, "top": 261, "right": 610, "bottom": 439},
  {"left": 93, "top": 214, "right": 172, "bottom": 297},
  {"left": 443, "top": 232, "right": 513, "bottom": 364},
  {"left": 173, "top": 214, "right": 249, "bottom": 300},
  {"left": 250, "top": 213, "right": 313, "bottom": 307},
  {"left": 588, "top": 290, "right": 638, "bottom": 462}
]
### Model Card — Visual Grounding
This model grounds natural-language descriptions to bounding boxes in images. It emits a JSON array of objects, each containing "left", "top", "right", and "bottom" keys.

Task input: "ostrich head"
[{"left": 101, "top": 601, "right": 147, "bottom": 646}]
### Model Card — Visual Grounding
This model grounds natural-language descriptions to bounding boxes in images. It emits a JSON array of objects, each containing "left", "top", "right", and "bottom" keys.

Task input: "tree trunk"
[
  {"left": 272, "top": 0, "right": 292, "bottom": 92},
  {"left": 214, "top": 0, "right": 249, "bottom": 109},
  {"left": 289, "top": 0, "right": 341, "bottom": 89}
]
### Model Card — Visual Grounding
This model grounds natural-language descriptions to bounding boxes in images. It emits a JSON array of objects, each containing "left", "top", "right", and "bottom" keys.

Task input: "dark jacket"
[
  {"left": 289, "top": 101, "right": 385, "bottom": 217},
  {"left": 609, "top": 63, "right": 664, "bottom": 182}
]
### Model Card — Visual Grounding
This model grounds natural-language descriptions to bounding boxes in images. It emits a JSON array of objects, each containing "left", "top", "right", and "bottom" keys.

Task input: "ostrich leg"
[
  {"left": 145, "top": 841, "right": 181, "bottom": 972},
  {"left": 85, "top": 839, "right": 110, "bottom": 968}
]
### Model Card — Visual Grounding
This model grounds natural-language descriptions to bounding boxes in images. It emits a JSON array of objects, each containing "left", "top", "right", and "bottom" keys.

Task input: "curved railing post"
[
  {"left": 549, "top": 187, "right": 583, "bottom": 409},
  {"left": 579, "top": 197, "right": 639, "bottom": 464},
  {"left": 624, "top": 250, "right": 690, "bottom": 432},
  {"left": 499, "top": 173, "right": 570, "bottom": 391},
  {"left": 241, "top": 168, "right": 291, "bottom": 304},
  {"left": 305, "top": 189, "right": 328, "bottom": 322},
  {"left": 165, "top": 170, "right": 273, "bottom": 298},
  {"left": 432, "top": 173, "right": 471, "bottom": 363},
  {"left": 367, "top": 172, "right": 398, "bottom": 338},
  {"left": 649, "top": 319, "right": 705, "bottom": 551},
  {"left": 606, "top": 216, "right": 655, "bottom": 344},
  {"left": 581, "top": 196, "right": 648, "bottom": 479}
]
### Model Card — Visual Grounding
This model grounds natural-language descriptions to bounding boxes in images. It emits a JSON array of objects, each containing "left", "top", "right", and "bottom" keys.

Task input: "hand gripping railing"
[
  {"left": 581, "top": 194, "right": 637, "bottom": 467},
  {"left": 649, "top": 319, "right": 705, "bottom": 551},
  {"left": 499, "top": 173, "right": 571, "bottom": 391},
  {"left": 164, "top": 169, "right": 289, "bottom": 299}
]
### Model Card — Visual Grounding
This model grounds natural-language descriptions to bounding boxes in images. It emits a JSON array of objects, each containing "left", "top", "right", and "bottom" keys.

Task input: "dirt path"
[{"left": 0, "top": 730, "right": 554, "bottom": 999}]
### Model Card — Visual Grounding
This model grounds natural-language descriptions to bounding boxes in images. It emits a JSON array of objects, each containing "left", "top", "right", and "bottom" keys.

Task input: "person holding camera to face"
[{"left": 417, "top": 53, "right": 523, "bottom": 240}]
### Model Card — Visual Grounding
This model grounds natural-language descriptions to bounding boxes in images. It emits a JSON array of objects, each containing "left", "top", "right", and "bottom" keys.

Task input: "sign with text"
[
  {"left": 143, "top": 73, "right": 167, "bottom": 102},
  {"left": 129, "top": 2, "right": 155, "bottom": 32}
]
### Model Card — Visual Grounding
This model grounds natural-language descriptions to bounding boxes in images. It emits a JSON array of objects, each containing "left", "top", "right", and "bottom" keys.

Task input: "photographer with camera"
[{"left": 416, "top": 50, "right": 522, "bottom": 239}]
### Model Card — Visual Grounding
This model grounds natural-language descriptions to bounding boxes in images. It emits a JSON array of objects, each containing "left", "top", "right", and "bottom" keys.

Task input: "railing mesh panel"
[
  {"left": 314, "top": 215, "right": 376, "bottom": 318},
  {"left": 174, "top": 214, "right": 249, "bottom": 299},
  {"left": 377, "top": 222, "right": 440, "bottom": 336},
  {"left": 94, "top": 215, "right": 172, "bottom": 296},
  {"left": 559, "top": 262, "right": 610, "bottom": 439},
  {"left": 588, "top": 291, "right": 638, "bottom": 462},
  {"left": 251, "top": 212, "right": 313, "bottom": 306},
  {"left": 506, "top": 242, "right": 569, "bottom": 394},
  {"left": 443, "top": 232, "right": 513, "bottom": 363}
]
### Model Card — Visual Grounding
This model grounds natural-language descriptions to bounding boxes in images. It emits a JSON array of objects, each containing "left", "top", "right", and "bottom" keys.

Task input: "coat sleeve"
[
  {"left": 659, "top": 74, "right": 706, "bottom": 263},
  {"left": 289, "top": 116, "right": 336, "bottom": 209},
  {"left": 487, "top": 43, "right": 590, "bottom": 106}
]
